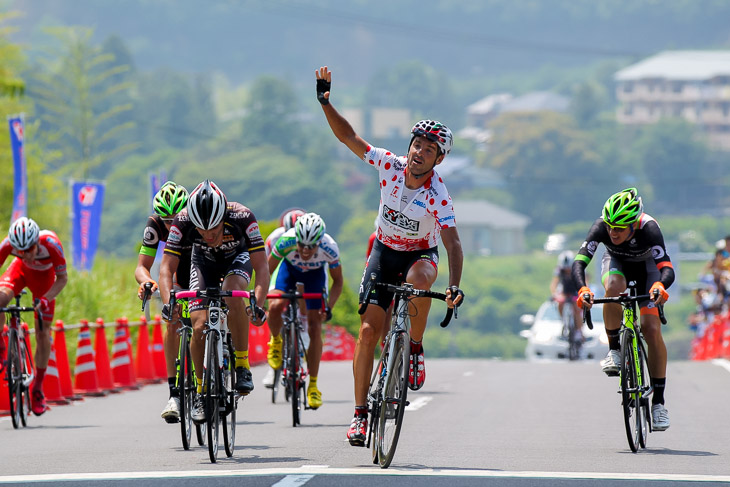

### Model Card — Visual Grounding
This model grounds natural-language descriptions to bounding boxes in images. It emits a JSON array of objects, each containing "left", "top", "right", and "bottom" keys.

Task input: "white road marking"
[
  {"left": 463, "top": 371, "right": 474, "bottom": 377},
  {"left": 712, "top": 358, "right": 730, "bottom": 374},
  {"left": 405, "top": 396, "right": 432, "bottom": 411},
  {"left": 0, "top": 467, "right": 729, "bottom": 484},
  {"left": 272, "top": 474, "right": 314, "bottom": 486}
]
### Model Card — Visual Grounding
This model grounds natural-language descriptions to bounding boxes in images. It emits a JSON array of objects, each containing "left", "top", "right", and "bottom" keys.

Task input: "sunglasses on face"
[
  {"left": 413, "top": 129, "right": 444, "bottom": 145},
  {"left": 297, "top": 243, "right": 317, "bottom": 250},
  {"left": 161, "top": 217, "right": 174, "bottom": 223},
  {"left": 605, "top": 222, "right": 629, "bottom": 231}
]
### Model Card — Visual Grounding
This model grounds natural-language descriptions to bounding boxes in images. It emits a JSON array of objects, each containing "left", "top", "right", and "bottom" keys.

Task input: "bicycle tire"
[
  {"left": 7, "top": 329, "right": 23, "bottom": 429},
  {"left": 178, "top": 328, "right": 193, "bottom": 450},
  {"left": 20, "top": 339, "right": 32, "bottom": 427},
  {"left": 637, "top": 338, "right": 650, "bottom": 449},
  {"left": 290, "top": 319, "right": 301, "bottom": 427},
  {"left": 271, "top": 367, "right": 281, "bottom": 404},
  {"left": 620, "top": 329, "right": 640, "bottom": 452},
  {"left": 282, "top": 325, "right": 291, "bottom": 403},
  {"left": 377, "top": 331, "right": 409, "bottom": 468},
  {"left": 368, "top": 348, "right": 387, "bottom": 465},
  {"left": 205, "top": 334, "right": 220, "bottom": 463},
  {"left": 222, "top": 338, "right": 236, "bottom": 457},
  {"left": 196, "top": 422, "right": 206, "bottom": 446}
]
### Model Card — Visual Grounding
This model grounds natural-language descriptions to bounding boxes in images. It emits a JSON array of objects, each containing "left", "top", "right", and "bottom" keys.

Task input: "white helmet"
[
  {"left": 187, "top": 179, "right": 227, "bottom": 230},
  {"left": 8, "top": 217, "right": 40, "bottom": 251},
  {"left": 557, "top": 250, "right": 574, "bottom": 269},
  {"left": 295, "top": 213, "right": 326, "bottom": 246}
]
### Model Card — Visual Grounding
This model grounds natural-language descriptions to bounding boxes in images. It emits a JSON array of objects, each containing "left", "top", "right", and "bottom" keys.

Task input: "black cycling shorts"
[
  {"left": 358, "top": 239, "right": 439, "bottom": 311},
  {"left": 600, "top": 252, "right": 660, "bottom": 312},
  {"left": 188, "top": 248, "right": 253, "bottom": 313}
]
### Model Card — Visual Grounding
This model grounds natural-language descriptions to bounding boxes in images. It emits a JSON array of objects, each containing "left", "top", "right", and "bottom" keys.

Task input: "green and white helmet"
[
  {"left": 295, "top": 213, "right": 326, "bottom": 246},
  {"left": 153, "top": 181, "right": 189, "bottom": 218},
  {"left": 602, "top": 188, "right": 643, "bottom": 227}
]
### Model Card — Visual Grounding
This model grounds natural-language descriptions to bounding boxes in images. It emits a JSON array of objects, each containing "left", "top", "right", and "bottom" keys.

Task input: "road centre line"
[
  {"left": 272, "top": 474, "right": 314, "bottom": 486},
  {"left": 405, "top": 396, "right": 432, "bottom": 411},
  {"left": 2, "top": 467, "right": 729, "bottom": 484}
]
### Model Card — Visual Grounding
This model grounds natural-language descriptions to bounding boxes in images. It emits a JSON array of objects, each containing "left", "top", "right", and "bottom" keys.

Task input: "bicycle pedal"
[{"left": 405, "top": 400, "right": 410, "bottom": 406}]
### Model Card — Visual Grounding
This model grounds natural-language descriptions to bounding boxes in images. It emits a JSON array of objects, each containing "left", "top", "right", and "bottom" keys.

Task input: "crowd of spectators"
[{"left": 688, "top": 236, "right": 730, "bottom": 337}]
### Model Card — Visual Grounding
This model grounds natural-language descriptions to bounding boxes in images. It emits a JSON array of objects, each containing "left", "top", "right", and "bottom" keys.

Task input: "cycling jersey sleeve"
[
  {"left": 572, "top": 218, "right": 605, "bottom": 288},
  {"left": 0, "top": 238, "right": 12, "bottom": 267},
  {"left": 40, "top": 231, "right": 67, "bottom": 274},
  {"left": 139, "top": 216, "right": 165, "bottom": 257},
  {"left": 642, "top": 219, "right": 675, "bottom": 289}
]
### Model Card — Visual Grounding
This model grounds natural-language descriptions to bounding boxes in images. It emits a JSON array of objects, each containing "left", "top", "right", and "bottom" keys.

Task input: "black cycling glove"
[{"left": 316, "top": 78, "right": 330, "bottom": 106}]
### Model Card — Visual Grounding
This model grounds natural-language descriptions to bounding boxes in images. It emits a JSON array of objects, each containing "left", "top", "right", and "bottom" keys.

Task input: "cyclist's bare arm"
[
  {"left": 159, "top": 253, "right": 180, "bottom": 305},
  {"left": 135, "top": 253, "right": 155, "bottom": 284},
  {"left": 267, "top": 252, "right": 281, "bottom": 275},
  {"left": 317, "top": 66, "right": 369, "bottom": 158},
  {"left": 250, "top": 250, "right": 270, "bottom": 324},
  {"left": 43, "top": 272, "right": 67, "bottom": 302},
  {"left": 441, "top": 227, "right": 464, "bottom": 307},
  {"left": 327, "top": 264, "right": 344, "bottom": 310}
]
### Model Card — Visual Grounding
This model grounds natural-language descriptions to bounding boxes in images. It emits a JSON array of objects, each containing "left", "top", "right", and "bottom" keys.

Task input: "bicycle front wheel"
[
  {"left": 204, "top": 335, "right": 220, "bottom": 463},
  {"left": 222, "top": 340, "right": 236, "bottom": 457},
  {"left": 178, "top": 328, "right": 193, "bottom": 450},
  {"left": 289, "top": 322, "right": 301, "bottom": 427},
  {"left": 377, "top": 331, "right": 409, "bottom": 468},
  {"left": 637, "top": 338, "right": 650, "bottom": 449},
  {"left": 620, "top": 329, "right": 640, "bottom": 452},
  {"left": 7, "top": 330, "right": 24, "bottom": 429}
]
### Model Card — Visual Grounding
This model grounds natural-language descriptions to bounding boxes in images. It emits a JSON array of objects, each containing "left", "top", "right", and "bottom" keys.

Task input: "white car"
[{"left": 520, "top": 300, "right": 608, "bottom": 361}]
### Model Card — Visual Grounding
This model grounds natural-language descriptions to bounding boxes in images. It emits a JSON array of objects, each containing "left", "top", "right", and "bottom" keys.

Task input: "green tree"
[
  {"left": 0, "top": 11, "right": 24, "bottom": 97},
  {"left": 30, "top": 26, "right": 137, "bottom": 179},
  {"left": 484, "top": 111, "right": 604, "bottom": 229},
  {"left": 241, "top": 75, "right": 302, "bottom": 155}
]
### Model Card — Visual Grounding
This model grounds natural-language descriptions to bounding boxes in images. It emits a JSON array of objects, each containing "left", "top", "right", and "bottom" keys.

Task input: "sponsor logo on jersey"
[
  {"left": 382, "top": 204, "right": 420, "bottom": 232},
  {"left": 586, "top": 241, "right": 598, "bottom": 254},
  {"left": 651, "top": 245, "right": 665, "bottom": 259},
  {"left": 246, "top": 222, "right": 261, "bottom": 240},
  {"left": 144, "top": 227, "right": 159, "bottom": 245},
  {"left": 168, "top": 226, "right": 183, "bottom": 243},
  {"left": 391, "top": 186, "right": 400, "bottom": 198},
  {"left": 438, "top": 215, "right": 454, "bottom": 223},
  {"left": 412, "top": 199, "right": 426, "bottom": 209}
]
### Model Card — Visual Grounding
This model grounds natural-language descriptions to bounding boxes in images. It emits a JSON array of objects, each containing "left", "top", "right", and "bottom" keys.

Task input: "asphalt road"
[{"left": 1, "top": 358, "right": 730, "bottom": 486}]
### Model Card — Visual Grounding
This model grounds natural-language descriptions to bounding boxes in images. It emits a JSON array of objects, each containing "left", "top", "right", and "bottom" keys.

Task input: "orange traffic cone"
[
  {"left": 94, "top": 318, "right": 119, "bottom": 393},
  {"left": 135, "top": 317, "right": 158, "bottom": 383},
  {"left": 150, "top": 316, "right": 167, "bottom": 380},
  {"left": 73, "top": 320, "right": 106, "bottom": 397},
  {"left": 111, "top": 318, "right": 139, "bottom": 390},
  {"left": 0, "top": 324, "right": 9, "bottom": 413},
  {"left": 43, "top": 334, "right": 70, "bottom": 405},
  {"left": 53, "top": 321, "right": 82, "bottom": 401}
]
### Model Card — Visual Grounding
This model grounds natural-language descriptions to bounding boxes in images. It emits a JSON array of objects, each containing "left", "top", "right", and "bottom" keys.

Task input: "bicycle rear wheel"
[
  {"left": 271, "top": 367, "right": 281, "bottom": 404},
  {"left": 377, "top": 331, "right": 409, "bottom": 468},
  {"left": 289, "top": 321, "right": 301, "bottom": 427},
  {"left": 205, "top": 335, "right": 220, "bottom": 463},
  {"left": 7, "top": 330, "right": 24, "bottom": 429},
  {"left": 620, "top": 329, "right": 640, "bottom": 452},
  {"left": 222, "top": 339, "right": 236, "bottom": 457},
  {"left": 178, "top": 329, "right": 193, "bottom": 450}
]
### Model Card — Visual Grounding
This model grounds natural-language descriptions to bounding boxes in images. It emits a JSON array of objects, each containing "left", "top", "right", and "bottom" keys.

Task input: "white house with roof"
[
  {"left": 452, "top": 199, "right": 530, "bottom": 256},
  {"left": 614, "top": 50, "right": 730, "bottom": 150}
]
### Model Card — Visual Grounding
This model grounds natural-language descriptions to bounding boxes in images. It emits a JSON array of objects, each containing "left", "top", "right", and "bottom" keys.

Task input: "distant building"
[
  {"left": 453, "top": 199, "right": 530, "bottom": 256},
  {"left": 614, "top": 50, "right": 730, "bottom": 150}
]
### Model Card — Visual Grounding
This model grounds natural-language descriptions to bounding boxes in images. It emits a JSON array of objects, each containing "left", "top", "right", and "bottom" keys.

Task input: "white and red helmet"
[
  {"left": 410, "top": 120, "right": 453, "bottom": 156},
  {"left": 8, "top": 217, "right": 40, "bottom": 250}
]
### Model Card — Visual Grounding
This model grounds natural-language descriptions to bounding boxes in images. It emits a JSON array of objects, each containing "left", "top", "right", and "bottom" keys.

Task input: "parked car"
[
  {"left": 519, "top": 300, "right": 607, "bottom": 361},
  {"left": 543, "top": 233, "right": 567, "bottom": 254}
]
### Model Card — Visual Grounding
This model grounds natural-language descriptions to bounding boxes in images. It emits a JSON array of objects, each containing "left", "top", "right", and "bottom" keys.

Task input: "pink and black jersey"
[{"left": 364, "top": 146, "right": 456, "bottom": 252}]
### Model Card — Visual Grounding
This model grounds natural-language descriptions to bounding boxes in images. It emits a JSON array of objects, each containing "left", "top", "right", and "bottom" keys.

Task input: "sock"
[
  {"left": 410, "top": 339, "right": 422, "bottom": 354},
  {"left": 309, "top": 376, "right": 317, "bottom": 389},
  {"left": 197, "top": 381, "right": 203, "bottom": 394},
  {"left": 235, "top": 350, "right": 249, "bottom": 369},
  {"left": 34, "top": 367, "right": 47, "bottom": 392},
  {"left": 168, "top": 377, "right": 178, "bottom": 398},
  {"left": 606, "top": 328, "right": 620, "bottom": 350},
  {"left": 652, "top": 377, "right": 666, "bottom": 405},
  {"left": 354, "top": 406, "right": 368, "bottom": 418}
]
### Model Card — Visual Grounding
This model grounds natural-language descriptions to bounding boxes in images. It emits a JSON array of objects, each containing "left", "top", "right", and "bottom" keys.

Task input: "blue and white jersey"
[{"left": 271, "top": 228, "right": 341, "bottom": 272}]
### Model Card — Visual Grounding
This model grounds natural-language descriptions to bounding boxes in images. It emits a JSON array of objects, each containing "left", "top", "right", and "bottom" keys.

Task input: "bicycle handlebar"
[
  {"left": 582, "top": 290, "right": 667, "bottom": 330},
  {"left": 357, "top": 274, "right": 457, "bottom": 328},
  {"left": 170, "top": 288, "right": 262, "bottom": 322},
  {"left": 141, "top": 282, "right": 154, "bottom": 312}
]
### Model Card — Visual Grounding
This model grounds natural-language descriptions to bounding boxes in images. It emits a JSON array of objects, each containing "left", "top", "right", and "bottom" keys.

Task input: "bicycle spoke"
[{"left": 377, "top": 331, "right": 409, "bottom": 468}]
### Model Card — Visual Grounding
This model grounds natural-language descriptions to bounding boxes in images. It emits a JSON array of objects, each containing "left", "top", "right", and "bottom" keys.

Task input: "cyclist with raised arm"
[
  {"left": 266, "top": 213, "right": 343, "bottom": 409},
  {"left": 550, "top": 250, "right": 582, "bottom": 344},
  {"left": 133, "top": 181, "right": 192, "bottom": 423},
  {"left": 159, "top": 179, "right": 269, "bottom": 424},
  {"left": 262, "top": 207, "right": 307, "bottom": 389},
  {"left": 316, "top": 66, "right": 464, "bottom": 446},
  {"left": 573, "top": 188, "right": 673, "bottom": 431},
  {"left": 0, "top": 217, "right": 67, "bottom": 416}
]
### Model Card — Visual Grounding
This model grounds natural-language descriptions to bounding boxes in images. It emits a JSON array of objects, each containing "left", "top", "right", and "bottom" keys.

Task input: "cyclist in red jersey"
[
  {"left": 0, "top": 217, "right": 68, "bottom": 416},
  {"left": 316, "top": 66, "right": 465, "bottom": 446}
]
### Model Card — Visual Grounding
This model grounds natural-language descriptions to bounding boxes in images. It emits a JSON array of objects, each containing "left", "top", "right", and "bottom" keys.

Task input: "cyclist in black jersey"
[
  {"left": 550, "top": 250, "right": 582, "bottom": 343},
  {"left": 573, "top": 188, "right": 673, "bottom": 431},
  {"left": 133, "top": 181, "right": 191, "bottom": 423},
  {"left": 159, "top": 180, "right": 269, "bottom": 424}
]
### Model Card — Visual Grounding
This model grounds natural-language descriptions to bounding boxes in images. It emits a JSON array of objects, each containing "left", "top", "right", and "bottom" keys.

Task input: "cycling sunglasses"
[
  {"left": 604, "top": 221, "right": 629, "bottom": 231},
  {"left": 161, "top": 217, "right": 175, "bottom": 223},
  {"left": 297, "top": 242, "right": 317, "bottom": 250},
  {"left": 412, "top": 128, "right": 445, "bottom": 145}
]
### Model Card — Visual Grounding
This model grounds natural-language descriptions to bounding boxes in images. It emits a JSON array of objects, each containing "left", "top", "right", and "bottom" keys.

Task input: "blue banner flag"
[
  {"left": 71, "top": 181, "right": 105, "bottom": 271},
  {"left": 8, "top": 114, "right": 27, "bottom": 223}
]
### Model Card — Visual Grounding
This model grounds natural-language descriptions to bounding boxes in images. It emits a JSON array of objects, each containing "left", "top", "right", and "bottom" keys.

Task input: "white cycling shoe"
[
  {"left": 600, "top": 349, "right": 621, "bottom": 376},
  {"left": 652, "top": 403, "right": 670, "bottom": 431}
]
